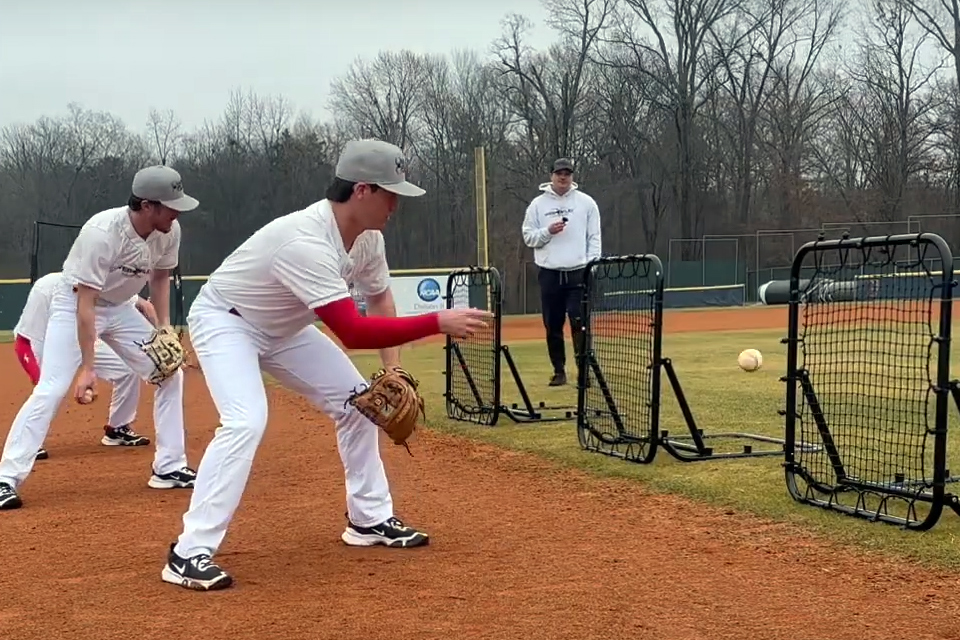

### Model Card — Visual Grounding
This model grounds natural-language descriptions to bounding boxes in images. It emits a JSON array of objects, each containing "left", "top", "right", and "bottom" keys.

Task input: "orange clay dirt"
[{"left": 2, "top": 304, "right": 960, "bottom": 640}]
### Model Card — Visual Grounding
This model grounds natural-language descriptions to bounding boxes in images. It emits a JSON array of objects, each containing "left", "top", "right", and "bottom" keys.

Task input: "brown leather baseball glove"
[
  {"left": 346, "top": 366, "right": 425, "bottom": 453},
  {"left": 137, "top": 325, "right": 185, "bottom": 385}
]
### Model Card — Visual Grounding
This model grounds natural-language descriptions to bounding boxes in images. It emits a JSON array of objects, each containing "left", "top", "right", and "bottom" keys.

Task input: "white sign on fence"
[{"left": 350, "top": 274, "right": 472, "bottom": 317}]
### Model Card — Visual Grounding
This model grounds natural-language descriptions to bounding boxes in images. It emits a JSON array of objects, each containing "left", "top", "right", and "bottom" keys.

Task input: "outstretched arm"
[
  {"left": 364, "top": 287, "right": 402, "bottom": 366},
  {"left": 273, "top": 238, "right": 443, "bottom": 350},
  {"left": 314, "top": 298, "right": 439, "bottom": 350}
]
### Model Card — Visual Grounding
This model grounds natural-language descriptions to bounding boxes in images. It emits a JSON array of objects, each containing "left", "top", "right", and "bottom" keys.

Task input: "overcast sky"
[{"left": 0, "top": 0, "right": 555, "bottom": 134}]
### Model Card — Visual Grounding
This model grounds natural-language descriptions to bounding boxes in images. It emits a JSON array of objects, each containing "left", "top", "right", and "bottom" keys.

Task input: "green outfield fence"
[{"left": 655, "top": 218, "right": 960, "bottom": 303}]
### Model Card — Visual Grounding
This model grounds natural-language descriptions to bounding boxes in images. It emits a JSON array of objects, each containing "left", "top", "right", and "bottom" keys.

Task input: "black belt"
[{"left": 229, "top": 308, "right": 241, "bottom": 317}]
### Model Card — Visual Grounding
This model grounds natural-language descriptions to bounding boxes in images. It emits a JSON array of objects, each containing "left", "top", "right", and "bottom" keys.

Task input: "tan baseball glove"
[
  {"left": 346, "top": 366, "right": 425, "bottom": 453},
  {"left": 138, "top": 325, "right": 185, "bottom": 384}
]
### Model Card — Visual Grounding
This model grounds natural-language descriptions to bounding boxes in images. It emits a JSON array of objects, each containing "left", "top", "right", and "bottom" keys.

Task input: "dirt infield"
[{"left": 3, "top": 303, "right": 960, "bottom": 639}]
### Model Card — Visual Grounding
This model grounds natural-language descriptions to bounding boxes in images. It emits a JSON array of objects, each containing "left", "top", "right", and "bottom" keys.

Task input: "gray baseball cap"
[
  {"left": 552, "top": 157, "right": 575, "bottom": 173},
  {"left": 131, "top": 165, "right": 200, "bottom": 212},
  {"left": 335, "top": 139, "right": 426, "bottom": 197}
]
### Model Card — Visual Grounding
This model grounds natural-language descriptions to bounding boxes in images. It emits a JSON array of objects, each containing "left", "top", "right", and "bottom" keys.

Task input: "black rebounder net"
[
  {"left": 577, "top": 255, "right": 661, "bottom": 463},
  {"left": 784, "top": 233, "right": 960, "bottom": 530},
  {"left": 31, "top": 221, "right": 82, "bottom": 282},
  {"left": 444, "top": 267, "right": 501, "bottom": 425}
]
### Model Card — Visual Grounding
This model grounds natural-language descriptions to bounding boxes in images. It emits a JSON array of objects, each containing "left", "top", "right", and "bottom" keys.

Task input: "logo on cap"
[{"left": 395, "top": 156, "right": 407, "bottom": 175}]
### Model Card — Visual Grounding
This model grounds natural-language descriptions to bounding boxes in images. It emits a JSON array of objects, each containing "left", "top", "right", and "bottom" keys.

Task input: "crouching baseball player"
[
  {"left": 161, "top": 138, "right": 492, "bottom": 591},
  {"left": 0, "top": 165, "right": 199, "bottom": 511},
  {"left": 15, "top": 271, "right": 156, "bottom": 460}
]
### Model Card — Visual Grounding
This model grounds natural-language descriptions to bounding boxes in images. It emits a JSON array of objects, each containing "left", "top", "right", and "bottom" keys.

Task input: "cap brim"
[
  {"left": 379, "top": 181, "right": 426, "bottom": 197},
  {"left": 161, "top": 194, "right": 200, "bottom": 212}
]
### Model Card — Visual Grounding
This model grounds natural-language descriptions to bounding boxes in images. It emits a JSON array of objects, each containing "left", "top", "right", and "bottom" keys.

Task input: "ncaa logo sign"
[{"left": 417, "top": 277, "right": 441, "bottom": 303}]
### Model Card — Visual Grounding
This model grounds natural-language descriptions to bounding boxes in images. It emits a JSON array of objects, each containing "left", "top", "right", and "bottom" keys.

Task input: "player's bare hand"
[
  {"left": 74, "top": 367, "right": 98, "bottom": 405},
  {"left": 438, "top": 308, "right": 493, "bottom": 338},
  {"left": 548, "top": 220, "right": 566, "bottom": 234}
]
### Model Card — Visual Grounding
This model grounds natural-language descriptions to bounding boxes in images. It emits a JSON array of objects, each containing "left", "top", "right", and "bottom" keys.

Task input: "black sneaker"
[
  {"left": 0, "top": 483, "right": 22, "bottom": 510},
  {"left": 35, "top": 447, "right": 48, "bottom": 460},
  {"left": 549, "top": 371, "right": 567, "bottom": 386},
  {"left": 341, "top": 516, "right": 429, "bottom": 548},
  {"left": 161, "top": 543, "right": 233, "bottom": 591},
  {"left": 102, "top": 425, "right": 150, "bottom": 447},
  {"left": 148, "top": 466, "right": 196, "bottom": 490}
]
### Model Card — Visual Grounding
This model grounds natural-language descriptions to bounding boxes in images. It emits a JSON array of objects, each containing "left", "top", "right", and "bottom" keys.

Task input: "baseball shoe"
[
  {"left": 0, "top": 483, "right": 22, "bottom": 510},
  {"left": 102, "top": 424, "right": 150, "bottom": 447},
  {"left": 35, "top": 447, "right": 48, "bottom": 460},
  {"left": 341, "top": 516, "right": 429, "bottom": 548},
  {"left": 161, "top": 543, "right": 233, "bottom": 591},
  {"left": 148, "top": 466, "right": 197, "bottom": 490}
]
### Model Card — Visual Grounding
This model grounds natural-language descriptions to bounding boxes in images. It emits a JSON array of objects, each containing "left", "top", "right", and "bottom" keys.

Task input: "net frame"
[
  {"left": 577, "top": 254, "right": 663, "bottom": 463},
  {"left": 783, "top": 232, "right": 960, "bottom": 530},
  {"left": 444, "top": 265, "right": 575, "bottom": 427},
  {"left": 30, "top": 221, "right": 82, "bottom": 283},
  {"left": 444, "top": 267, "right": 502, "bottom": 426},
  {"left": 578, "top": 254, "right": 802, "bottom": 464}
]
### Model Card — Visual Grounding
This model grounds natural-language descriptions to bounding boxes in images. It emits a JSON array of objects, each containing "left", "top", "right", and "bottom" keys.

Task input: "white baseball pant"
[
  {"left": 0, "top": 286, "right": 187, "bottom": 489},
  {"left": 173, "top": 284, "right": 393, "bottom": 559},
  {"left": 29, "top": 338, "right": 141, "bottom": 428}
]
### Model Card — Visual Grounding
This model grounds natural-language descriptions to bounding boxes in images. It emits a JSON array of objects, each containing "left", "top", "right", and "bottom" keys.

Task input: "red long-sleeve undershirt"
[
  {"left": 314, "top": 297, "right": 441, "bottom": 349},
  {"left": 14, "top": 335, "right": 40, "bottom": 385}
]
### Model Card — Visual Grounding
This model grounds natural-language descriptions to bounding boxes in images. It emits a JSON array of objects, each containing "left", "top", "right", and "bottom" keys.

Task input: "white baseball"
[
  {"left": 80, "top": 388, "right": 94, "bottom": 404},
  {"left": 738, "top": 348, "right": 762, "bottom": 372}
]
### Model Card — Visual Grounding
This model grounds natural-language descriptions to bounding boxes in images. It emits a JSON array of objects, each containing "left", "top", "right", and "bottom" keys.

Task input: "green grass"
[{"left": 349, "top": 329, "right": 960, "bottom": 571}]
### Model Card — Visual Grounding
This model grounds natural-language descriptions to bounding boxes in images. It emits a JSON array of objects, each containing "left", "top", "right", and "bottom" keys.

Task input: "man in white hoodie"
[{"left": 521, "top": 158, "right": 602, "bottom": 386}]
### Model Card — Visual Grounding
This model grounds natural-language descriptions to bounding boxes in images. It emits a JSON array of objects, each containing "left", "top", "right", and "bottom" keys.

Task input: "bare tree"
[
  {"left": 592, "top": 44, "right": 673, "bottom": 251},
  {"left": 0, "top": 103, "right": 140, "bottom": 221},
  {"left": 603, "top": 0, "right": 745, "bottom": 254},
  {"left": 815, "top": 0, "right": 942, "bottom": 220},
  {"left": 493, "top": 2, "right": 611, "bottom": 189},
  {"left": 901, "top": 0, "right": 960, "bottom": 82},
  {"left": 902, "top": 0, "right": 960, "bottom": 205},
  {"left": 145, "top": 108, "right": 183, "bottom": 165},
  {"left": 328, "top": 50, "right": 426, "bottom": 149},
  {"left": 709, "top": 0, "right": 841, "bottom": 225},
  {"left": 758, "top": 0, "right": 844, "bottom": 223},
  {"left": 929, "top": 77, "right": 960, "bottom": 205}
]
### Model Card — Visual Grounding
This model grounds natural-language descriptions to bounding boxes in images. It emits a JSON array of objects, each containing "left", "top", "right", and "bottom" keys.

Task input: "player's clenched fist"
[{"left": 437, "top": 308, "right": 493, "bottom": 338}]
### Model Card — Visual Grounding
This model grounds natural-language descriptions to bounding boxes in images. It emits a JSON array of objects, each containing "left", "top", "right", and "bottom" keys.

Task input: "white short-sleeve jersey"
[
  {"left": 13, "top": 272, "right": 63, "bottom": 342},
  {"left": 60, "top": 206, "right": 180, "bottom": 306},
  {"left": 14, "top": 272, "right": 143, "bottom": 343},
  {"left": 206, "top": 199, "right": 390, "bottom": 338}
]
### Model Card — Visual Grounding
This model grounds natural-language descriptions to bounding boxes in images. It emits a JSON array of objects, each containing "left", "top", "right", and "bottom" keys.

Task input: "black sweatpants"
[{"left": 538, "top": 266, "right": 586, "bottom": 374}]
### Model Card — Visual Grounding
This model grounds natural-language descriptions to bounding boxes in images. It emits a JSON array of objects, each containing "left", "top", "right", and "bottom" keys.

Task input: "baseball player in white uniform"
[
  {"left": 161, "top": 139, "right": 492, "bottom": 591},
  {"left": 0, "top": 165, "right": 200, "bottom": 511},
  {"left": 14, "top": 271, "right": 156, "bottom": 459}
]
